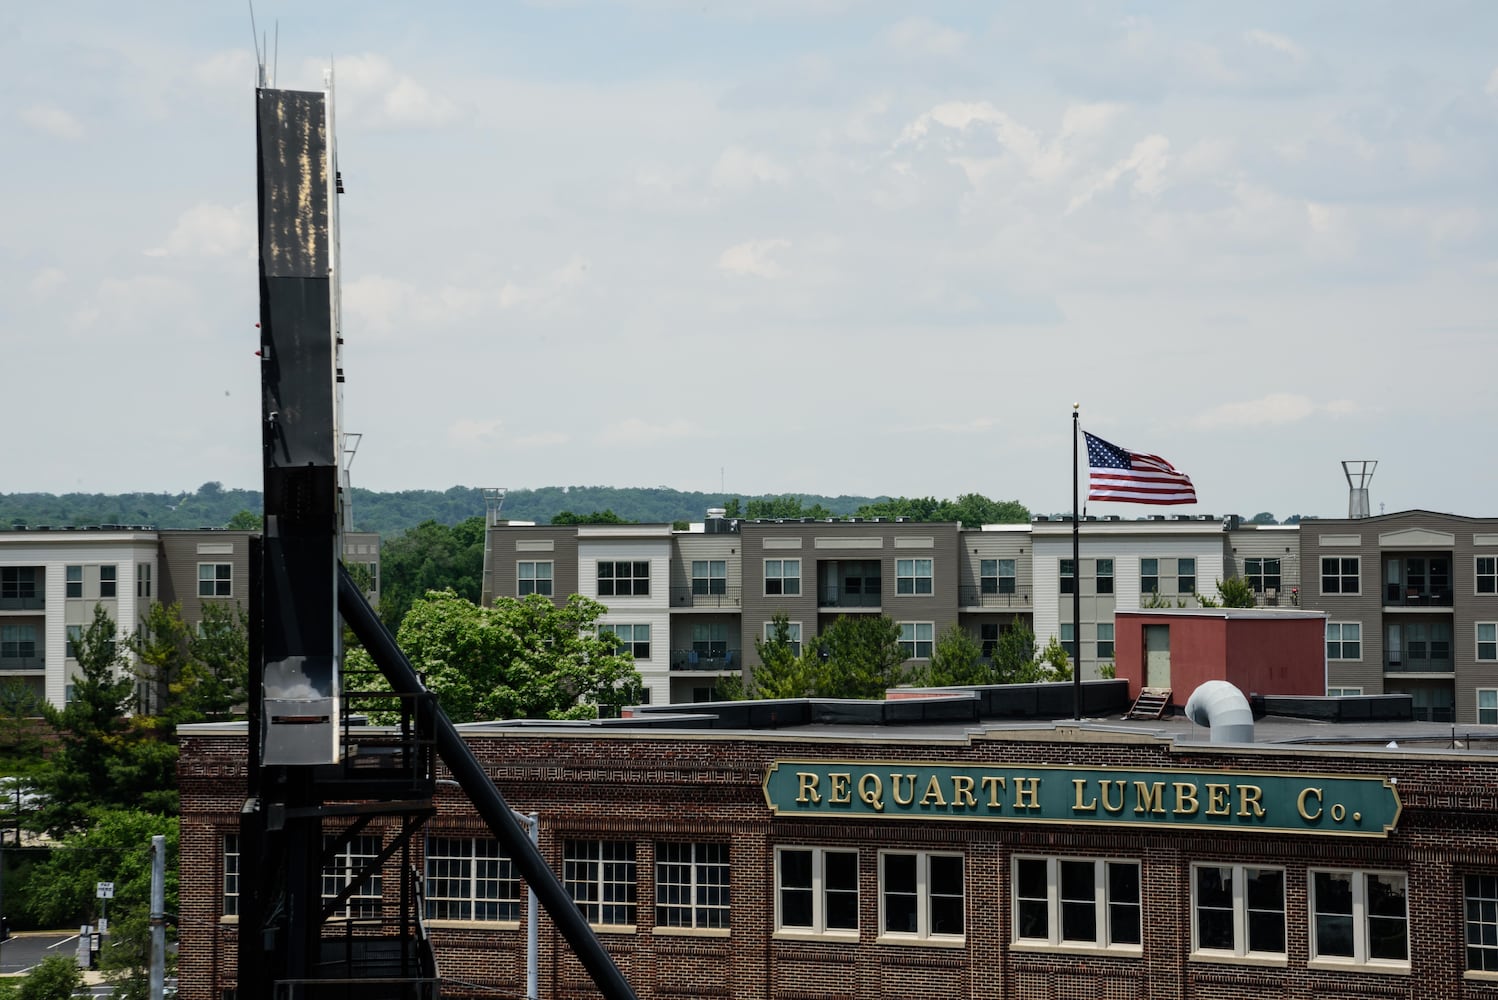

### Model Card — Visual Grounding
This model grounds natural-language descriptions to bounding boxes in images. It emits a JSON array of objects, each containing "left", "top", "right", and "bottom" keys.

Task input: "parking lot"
[{"left": 0, "top": 930, "right": 85, "bottom": 976}]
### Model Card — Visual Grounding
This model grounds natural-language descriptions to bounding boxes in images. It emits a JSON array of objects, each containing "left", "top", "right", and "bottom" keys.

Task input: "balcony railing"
[
  {"left": 819, "top": 590, "right": 882, "bottom": 609},
  {"left": 1384, "top": 590, "right": 1454, "bottom": 608},
  {"left": 669, "top": 585, "right": 742, "bottom": 609},
  {"left": 957, "top": 585, "right": 1031, "bottom": 608},
  {"left": 670, "top": 649, "right": 741, "bottom": 671},
  {"left": 1385, "top": 655, "right": 1453, "bottom": 673},
  {"left": 0, "top": 597, "right": 44, "bottom": 611},
  {"left": 0, "top": 655, "right": 43, "bottom": 671}
]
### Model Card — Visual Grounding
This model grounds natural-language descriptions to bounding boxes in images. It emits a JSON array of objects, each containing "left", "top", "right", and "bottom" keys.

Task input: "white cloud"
[
  {"left": 1194, "top": 393, "right": 1358, "bottom": 430},
  {"left": 30, "top": 268, "right": 66, "bottom": 297},
  {"left": 894, "top": 101, "right": 1120, "bottom": 184},
  {"left": 447, "top": 417, "right": 505, "bottom": 447},
  {"left": 718, "top": 239, "right": 790, "bottom": 278},
  {"left": 1486, "top": 66, "right": 1498, "bottom": 98},
  {"left": 344, "top": 256, "right": 591, "bottom": 339},
  {"left": 322, "top": 54, "right": 460, "bottom": 128},
  {"left": 595, "top": 418, "right": 697, "bottom": 446},
  {"left": 883, "top": 17, "right": 968, "bottom": 59},
  {"left": 497, "top": 255, "right": 591, "bottom": 309},
  {"left": 513, "top": 431, "right": 570, "bottom": 448},
  {"left": 20, "top": 105, "right": 84, "bottom": 140},
  {"left": 1066, "top": 134, "right": 1170, "bottom": 213},
  {"left": 193, "top": 50, "right": 258, "bottom": 90},
  {"left": 147, "top": 203, "right": 254, "bottom": 258},
  {"left": 711, "top": 146, "right": 790, "bottom": 191},
  {"left": 1244, "top": 28, "right": 1306, "bottom": 62}
]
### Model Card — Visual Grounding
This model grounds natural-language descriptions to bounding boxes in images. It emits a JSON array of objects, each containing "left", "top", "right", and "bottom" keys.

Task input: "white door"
[{"left": 1144, "top": 625, "right": 1171, "bottom": 688}]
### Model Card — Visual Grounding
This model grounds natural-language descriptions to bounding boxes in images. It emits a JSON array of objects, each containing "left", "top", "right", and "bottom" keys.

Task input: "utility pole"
[{"left": 150, "top": 835, "right": 166, "bottom": 999}]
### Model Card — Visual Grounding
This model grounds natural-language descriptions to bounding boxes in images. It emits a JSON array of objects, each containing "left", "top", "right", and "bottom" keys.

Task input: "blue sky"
[{"left": 4, "top": 2, "right": 1496, "bottom": 519}]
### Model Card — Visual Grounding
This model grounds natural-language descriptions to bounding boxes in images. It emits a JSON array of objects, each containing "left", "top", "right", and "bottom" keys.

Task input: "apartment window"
[
  {"left": 1327, "top": 687, "right": 1364, "bottom": 697},
  {"left": 1013, "top": 857, "right": 1140, "bottom": 949},
  {"left": 1244, "top": 557, "right": 1281, "bottom": 594},
  {"left": 1310, "top": 869, "right": 1408, "bottom": 966},
  {"left": 880, "top": 850, "right": 964, "bottom": 942},
  {"left": 1322, "top": 557, "right": 1360, "bottom": 595},
  {"left": 323, "top": 834, "right": 383, "bottom": 920},
  {"left": 1060, "top": 559, "right": 1075, "bottom": 595},
  {"left": 600, "top": 624, "right": 650, "bottom": 660},
  {"left": 598, "top": 561, "right": 649, "bottom": 597},
  {"left": 1480, "top": 624, "right": 1498, "bottom": 662},
  {"left": 1, "top": 567, "right": 38, "bottom": 600},
  {"left": 565, "top": 840, "right": 637, "bottom": 927},
  {"left": 980, "top": 623, "right": 1000, "bottom": 658},
  {"left": 517, "top": 561, "right": 553, "bottom": 596},
  {"left": 896, "top": 558, "right": 933, "bottom": 596},
  {"left": 1060, "top": 624, "right": 1077, "bottom": 662},
  {"left": 99, "top": 565, "right": 117, "bottom": 598},
  {"left": 763, "top": 620, "right": 802, "bottom": 657},
  {"left": 136, "top": 563, "right": 152, "bottom": 598},
  {"left": 199, "top": 563, "right": 233, "bottom": 598},
  {"left": 1479, "top": 689, "right": 1498, "bottom": 725},
  {"left": 1141, "top": 559, "right": 1159, "bottom": 594},
  {"left": 66, "top": 565, "right": 83, "bottom": 599},
  {"left": 426, "top": 836, "right": 519, "bottom": 922},
  {"left": 693, "top": 622, "right": 729, "bottom": 660},
  {"left": 0, "top": 625, "right": 37, "bottom": 660},
  {"left": 981, "top": 559, "right": 1016, "bottom": 595},
  {"left": 224, "top": 834, "right": 241, "bottom": 917},
  {"left": 1479, "top": 557, "right": 1498, "bottom": 595},
  {"left": 1177, "top": 558, "right": 1196, "bottom": 594},
  {"left": 655, "top": 842, "right": 729, "bottom": 930},
  {"left": 776, "top": 847, "right": 858, "bottom": 936},
  {"left": 1326, "top": 622, "right": 1362, "bottom": 661},
  {"left": 1466, "top": 874, "right": 1498, "bottom": 971},
  {"left": 898, "top": 622, "right": 934, "bottom": 659},
  {"left": 691, "top": 560, "right": 727, "bottom": 596},
  {"left": 764, "top": 559, "right": 801, "bottom": 596},
  {"left": 66, "top": 625, "right": 82, "bottom": 660},
  {"left": 1096, "top": 623, "right": 1114, "bottom": 660},
  {"left": 1192, "top": 864, "right": 1285, "bottom": 958},
  {"left": 1096, "top": 559, "right": 1114, "bottom": 595}
]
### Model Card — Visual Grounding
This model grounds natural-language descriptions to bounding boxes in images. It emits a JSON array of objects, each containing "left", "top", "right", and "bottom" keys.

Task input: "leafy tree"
[
  {"left": 991, "top": 621, "right": 1038, "bottom": 684},
  {"left": 185, "top": 602, "right": 250, "bottom": 721},
  {"left": 1036, "top": 636, "right": 1074, "bottom": 680},
  {"left": 129, "top": 602, "right": 192, "bottom": 723},
  {"left": 0, "top": 679, "right": 45, "bottom": 757},
  {"left": 1250, "top": 511, "right": 1277, "bottom": 525},
  {"left": 11, "top": 954, "right": 81, "bottom": 1000},
  {"left": 550, "top": 509, "right": 631, "bottom": 525},
  {"left": 349, "top": 590, "right": 643, "bottom": 723},
  {"left": 852, "top": 494, "right": 1028, "bottom": 527},
  {"left": 721, "top": 498, "right": 742, "bottom": 518},
  {"left": 813, "top": 615, "right": 908, "bottom": 699},
  {"left": 742, "top": 496, "right": 833, "bottom": 520},
  {"left": 1216, "top": 577, "right": 1257, "bottom": 608},
  {"left": 915, "top": 625, "right": 988, "bottom": 687},
  {"left": 746, "top": 615, "right": 818, "bottom": 699},
  {"left": 377, "top": 517, "right": 487, "bottom": 630},
  {"left": 225, "top": 509, "right": 262, "bottom": 530}
]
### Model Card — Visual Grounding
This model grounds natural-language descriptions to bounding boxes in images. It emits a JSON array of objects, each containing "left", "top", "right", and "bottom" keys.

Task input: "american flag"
[{"left": 1084, "top": 431, "right": 1197, "bottom": 505}]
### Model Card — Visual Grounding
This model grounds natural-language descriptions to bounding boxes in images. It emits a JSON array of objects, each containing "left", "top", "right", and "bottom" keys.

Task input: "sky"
[{"left": 4, "top": 2, "right": 1496, "bottom": 520}]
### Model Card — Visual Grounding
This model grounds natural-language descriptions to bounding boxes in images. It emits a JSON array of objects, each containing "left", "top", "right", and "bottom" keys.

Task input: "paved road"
[{"left": 0, "top": 930, "right": 84, "bottom": 976}]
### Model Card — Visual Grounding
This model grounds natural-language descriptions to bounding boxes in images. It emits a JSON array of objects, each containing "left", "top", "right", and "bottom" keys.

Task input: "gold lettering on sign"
[
  {"left": 1013, "top": 776, "right": 1042, "bottom": 811},
  {"left": 1205, "top": 783, "right": 1231, "bottom": 816},
  {"left": 796, "top": 772, "right": 821, "bottom": 804},
  {"left": 919, "top": 774, "right": 948, "bottom": 807},
  {"left": 1297, "top": 787, "right": 1323, "bottom": 821},
  {"left": 828, "top": 772, "right": 852, "bottom": 805},
  {"left": 1072, "top": 779, "right": 1098, "bottom": 813},
  {"left": 1099, "top": 779, "right": 1127, "bottom": 814},
  {"left": 1173, "top": 782, "right": 1199, "bottom": 816},
  {"left": 1237, "top": 784, "right": 1266, "bottom": 818},
  {"left": 1134, "top": 781, "right": 1166, "bottom": 815},
  {"left": 950, "top": 774, "right": 977, "bottom": 808},
  {"left": 891, "top": 773, "right": 918, "bottom": 807},
  {"left": 980, "top": 775, "right": 1007, "bottom": 808},
  {"left": 858, "top": 773, "right": 884, "bottom": 812}
]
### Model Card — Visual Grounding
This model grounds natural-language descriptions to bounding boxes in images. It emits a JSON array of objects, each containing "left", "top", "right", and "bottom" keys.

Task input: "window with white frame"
[
  {"left": 1479, "top": 557, "right": 1498, "bottom": 595},
  {"left": 1140, "top": 558, "right": 1159, "bottom": 594},
  {"left": 763, "top": 620, "right": 802, "bottom": 657},
  {"left": 1060, "top": 624, "right": 1077, "bottom": 662},
  {"left": 1013, "top": 856, "right": 1141, "bottom": 949},
  {"left": 564, "top": 839, "right": 637, "bottom": 927},
  {"left": 600, "top": 623, "right": 650, "bottom": 660},
  {"left": 1309, "top": 869, "right": 1408, "bottom": 966},
  {"left": 137, "top": 563, "right": 151, "bottom": 598},
  {"left": 598, "top": 561, "right": 649, "bottom": 597},
  {"left": 655, "top": 842, "right": 729, "bottom": 930},
  {"left": 1466, "top": 874, "right": 1498, "bottom": 972},
  {"left": 1326, "top": 622, "right": 1362, "bottom": 660},
  {"left": 898, "top": 622, "right": 934, "bottom": 659},
  {"left": 896, "top": 558, "right": 933, "bottom": 596},
  {"left": 323, "top": 834, "right": 383, "bottom": 920},
  {"left": 99, "top": 565, "right": 117, "bottom": 598},
  {"left": 1479, "top": 689, "right": 1498, "bottom": 725},
  {"left": 1321, "top": 557, "right": 1360, "bottom": 595},
  {"left": 1096, "top": 623, "right": 1114, "bottom": 660},
  {"left": 224, "top": 833, "right": 241, "bottom": 917},
  {"left": 1191, "top": 863, "right": 1285, "bottom": 958},
  {"left": 1479, "top": 623, "right": 1498, "bottom": 662},
  {"left": 981, "top": 559, "right": 1016, "bottom": 595},
  {"left": 517, "top": 561, "right": 553, "bottom": 596},
  {"left": 691, "top": 560, "right": 727, "bottom": 596},
  {"left": 426, "top": 835, "right": 519, "bottom": 921},
  {"left": 199, "top": 563, "right": 232, "bottom": 598},
  {"left": 65, "top": 565, "right": 83, "bottom": 599},
  {"left": 776, "top": 847, "right": 858, "bottom": 936},
  {"left": 1327, "top": 687, "right": 1364, "bottom": 697},
  {"left": 1060, "top": 559, "right": 1075, "bottom": 595},
  {"left": 1244, "top": 557, "right": 1281, "bottom": 594},
  {"left": 1177, "top": 558, "right": 1196, "bottom": 594},
  {"left": 1096, "top": 559, "right": 1114, "bottom": 595},
  {"left": 764, "top": 559, "right": 801, "bottom": 596},
  {"left": 880, "top": 850, "right": 964, "bottom": 942},
  {"left": 0, "top": 625, "right": 36, "bottom": 660}
]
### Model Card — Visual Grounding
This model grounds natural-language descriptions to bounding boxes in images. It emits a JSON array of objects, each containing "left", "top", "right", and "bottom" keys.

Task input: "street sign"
[{"left": 96, "top": 882, "right": 114, "bottom": 899}]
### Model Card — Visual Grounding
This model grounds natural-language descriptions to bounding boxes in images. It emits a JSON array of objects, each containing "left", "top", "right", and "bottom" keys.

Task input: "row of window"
[
  {"left": 1322, "top": 556, "right": 1498, "bottom": 597},
  {"left": 1324, "top": 620, "right": 1498, "bottom": 665},
  {"left": 0, "top": 563, "right": 230, "bottom": 600},
  {"left": 601, "top": 620, "right": 972, "bottom": 662},
  {"left": 226, "top": 836, "right": 1436, "bottom": 969},
  {"left": 1060, "top": 558, "right": 1196, "bottom": 596}
]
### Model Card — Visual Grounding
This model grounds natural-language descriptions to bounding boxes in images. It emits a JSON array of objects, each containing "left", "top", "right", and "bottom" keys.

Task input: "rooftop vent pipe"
[{"left": 1184, "top": 681, "right": 1255, "bottom": 743}]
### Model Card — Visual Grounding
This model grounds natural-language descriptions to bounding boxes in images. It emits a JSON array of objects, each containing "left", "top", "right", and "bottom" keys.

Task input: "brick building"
[{"left": 180, "top": 699, "right": 1498, "bottom": 999}]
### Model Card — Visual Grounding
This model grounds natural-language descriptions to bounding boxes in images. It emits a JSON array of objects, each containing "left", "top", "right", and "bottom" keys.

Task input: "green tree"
[
  {"left": 550, "top": 509, "right": 630, "bottom": 525},
  {"left": 129, "top": 602, "right": 192, "bottom": 724},
  {"left": 0, "top": 679, "right": 45, "bottom": 758},
  {"left": 349, "top": 590, "right": 643, "bottom": 723},
  {"left": 814, "top": 615, "right": 908, "bottom": 699},
  {"left": 225, "top": 509, "right": 262, "bottom": 530},
  {"left": 377, "top": 517, "right": 487, "bottom": 631},
  {"left": 1035, "top": 636, "right": 1074, "bottom": 681},
  {"left": 1215, "top": 576, "right": 1257, "bottom": 608},
  {"left": 11, "top": 954, "right": 82, "bottom": 1000},
  {"left": 991, "top": 621, "right": 1038, "bottom": 684},
  {"left": 746, "top": 614, "right": 818, "bottom": 699},
  {"left": 184, "top": 602, "right": 250, "bottom": 721},
  {"left": 743, "top": 496, "right": 833, "bottom": 520},
  {"left": 917, "top": 625, "right": 988, "bottom": 686}
]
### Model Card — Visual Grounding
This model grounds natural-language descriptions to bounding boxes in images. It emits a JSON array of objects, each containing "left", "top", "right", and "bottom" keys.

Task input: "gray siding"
[{"left": 484, "top": 526, "right": 578, "bottom": 605}]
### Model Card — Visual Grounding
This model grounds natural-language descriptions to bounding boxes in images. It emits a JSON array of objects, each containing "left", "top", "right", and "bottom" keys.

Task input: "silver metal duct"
[{"left": 1184, "top": 680, "right": 1255, "bottom": 743}]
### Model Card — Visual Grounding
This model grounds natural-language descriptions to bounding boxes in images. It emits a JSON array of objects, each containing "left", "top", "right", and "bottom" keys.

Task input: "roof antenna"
[
  {"left": 248, "top": 0, "right": 266, "bottom": 87},
  {"left": 272, "top": 20, "right": 279, "bottom": 89}
]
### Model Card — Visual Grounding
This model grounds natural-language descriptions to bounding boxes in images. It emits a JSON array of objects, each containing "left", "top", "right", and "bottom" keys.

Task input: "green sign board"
[{"left": 762, "top": 759, "right": 1401, "bottom": 837}]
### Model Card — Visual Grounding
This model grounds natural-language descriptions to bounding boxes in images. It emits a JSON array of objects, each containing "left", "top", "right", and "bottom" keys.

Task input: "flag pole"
[{"left": 1072, "top": 404, "right": 1082, "bottom": 721}]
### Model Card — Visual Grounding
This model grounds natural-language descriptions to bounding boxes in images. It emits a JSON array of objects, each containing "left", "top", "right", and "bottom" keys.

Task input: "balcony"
[
  {"left": 0, "top": 596, "right": 43, "bottom": 611},
  {"left": 819, "top": 590, "right": 882, "bottom": 609},
  {"left": 958, "top": 585, "right": 1031, "bottom": 609},
  {"left": 1384, "top": 653, "right": 1452, "bottom": 674},
  {"left": 669, "top": 584, "right": 742, "bottom": 610},
  {"left": 670, "top": 649, "right": 741, "bottom": 671},
  {"left": 0, "top": 655, "right": 42, "bottom": 671},
  {"left": 1384, "top": 589, "right": 1453, "bottom": 609}
]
